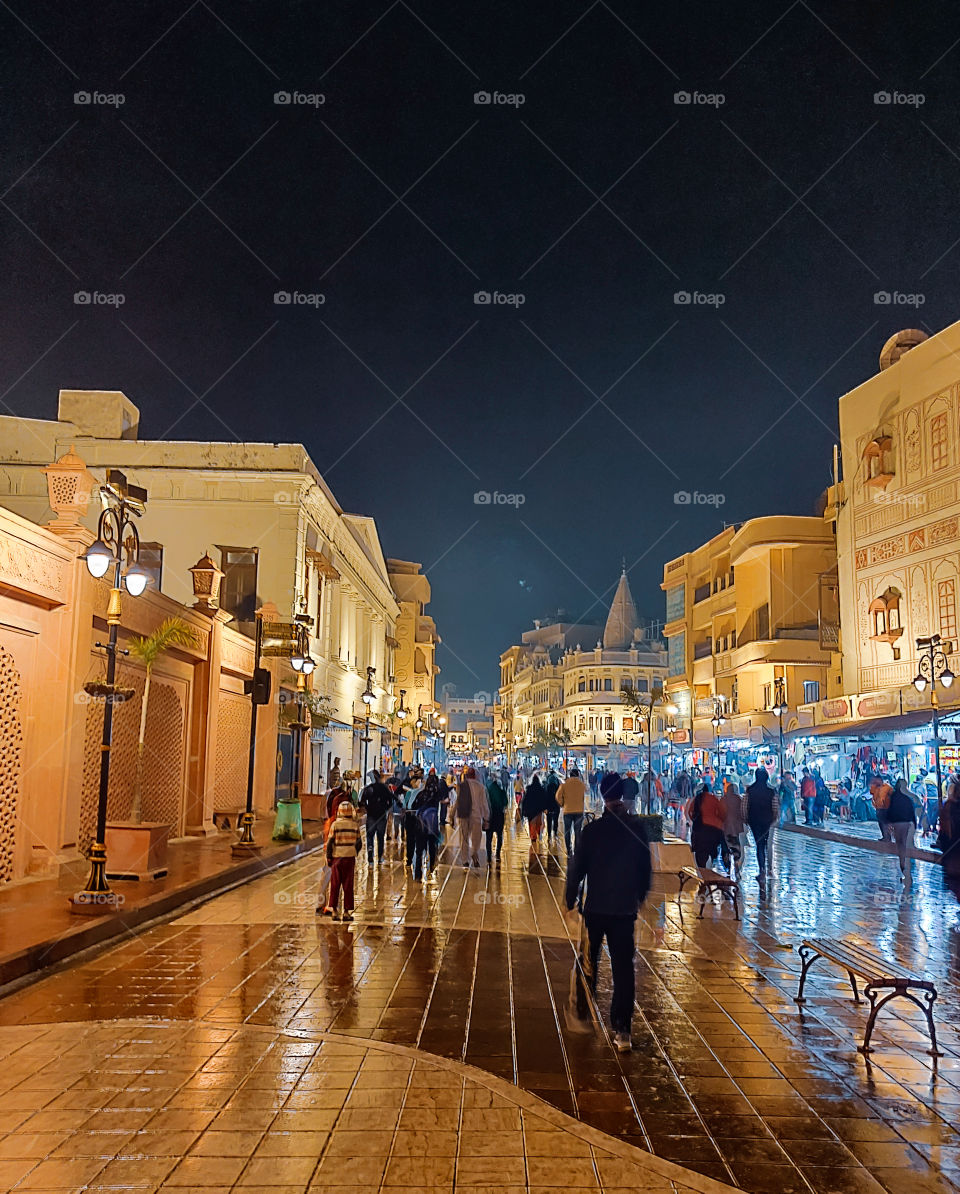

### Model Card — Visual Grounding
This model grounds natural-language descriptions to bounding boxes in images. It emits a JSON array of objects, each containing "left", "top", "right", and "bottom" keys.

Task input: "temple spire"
[{"left": 603, "top": 568, "right": 639, "bottom": 649}]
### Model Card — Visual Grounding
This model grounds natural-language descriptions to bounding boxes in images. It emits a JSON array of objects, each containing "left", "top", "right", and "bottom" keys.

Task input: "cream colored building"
[
  {"left": 797, "top": 325, "right": 960, "bottom": 742},
  {"left": 661, "top": 517, "right": 837, "bottom": 758},
  {"left": 498, "top": 572, "right": 668, "bottom": 767},
  {"left": 0, "top": 389, "right": 410, "bottom": 782},
  {"left": 386, "top": 559, "right": 439, "bottom": 764}
]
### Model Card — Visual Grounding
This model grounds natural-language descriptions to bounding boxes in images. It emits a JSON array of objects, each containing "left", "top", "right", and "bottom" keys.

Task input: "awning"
[{"left": 784, "top": 708, "right": 951, "bottom": 742}]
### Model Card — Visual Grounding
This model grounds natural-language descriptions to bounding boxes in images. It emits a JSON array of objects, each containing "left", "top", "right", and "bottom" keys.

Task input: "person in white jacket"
[{"left": 453, "top": 765, "right": 490, "bottom": 867}]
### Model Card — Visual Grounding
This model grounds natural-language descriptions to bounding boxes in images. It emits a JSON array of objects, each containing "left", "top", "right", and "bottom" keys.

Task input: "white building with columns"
[{"left": 0, "top": 389, "right": 406, "bottom": 788}]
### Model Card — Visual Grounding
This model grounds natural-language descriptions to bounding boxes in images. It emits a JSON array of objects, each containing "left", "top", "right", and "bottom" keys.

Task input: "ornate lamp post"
[
  {"left": 394, "top": 688, "right": 408, "bottom": 768},
  {"left": 360, "top": 666, "right": 376, "bottom": 782},
  {"left": 710, "top": 697, "right": 726, "bottom": 778},
  {"left": 913, "top": 634, "right": 955, "bottom": 823},
  {"left": 414, "top": 705, "right": 424, "bottom": 765},
  {"left": 770, "top": 676, "right": 788, "bottom": 778},
  {"left": 72, "top": 471, "right": 149, "bottom": 912},
  {"left": 637, "top": 685, "right": 678, "bottom": 811}
]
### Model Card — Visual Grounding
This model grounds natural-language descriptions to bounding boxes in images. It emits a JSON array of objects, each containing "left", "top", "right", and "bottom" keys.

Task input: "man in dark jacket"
[
  {"left": 564, "top": 772, "right": 651, "bottom": 1052},
  {"left": 359, "top": 771, "right": 393, "bottom": 865}
]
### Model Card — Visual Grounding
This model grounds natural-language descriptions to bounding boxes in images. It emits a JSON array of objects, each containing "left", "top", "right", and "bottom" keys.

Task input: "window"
[
  {"left": 668, "top": 632, "right": 685, "bottom": 677},
  {"left": 603, "top": 677, "right": 613, "bottom": 691},
  {"left": 869, "top": 588, "right": 903, "bottom": 645},
  {"left": 588, "top": 717, "right": 594, "bottom": 731},
  {"left": 219, "top": 547, "right": 258, "bottom": 623},
  {"left": 604, "top": 716, "right": 614, "bottom": 731},
  {"left": 931, "top": 412, "right": 949, "bottom": 471},
  {"left": 803, "top": 680, "right": 820, "bottom": 703},
  {"left": 578, "top": 677, "right": 586, "bottom": 693},
  {"left": 762, "top": 683, "right": 771, "bottom": 708},
  {"left": 623, "top": 717, "right": 634, "bottom": 731},
  {"left": 138, "top": 541, "right": 163, "bottom": 590},
  {"left": 939, "top": 579, "right": 957, "bottom": 641},
  {"left": 665, "top": 584, "right": 684, "bottom": 622}
]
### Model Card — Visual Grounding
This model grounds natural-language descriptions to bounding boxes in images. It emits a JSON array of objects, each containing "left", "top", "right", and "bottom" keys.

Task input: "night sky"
[{"left": 3, "top": 2, "right": 959, "bottom": 693}]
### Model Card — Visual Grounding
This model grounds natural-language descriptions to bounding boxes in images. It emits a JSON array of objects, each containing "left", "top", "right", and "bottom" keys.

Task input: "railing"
[
  {"left": 693, "top": 639, "right": 712, "bottom": 660},
  {"left": 693, "top": 583, "right": 711, "bottom": 604}
]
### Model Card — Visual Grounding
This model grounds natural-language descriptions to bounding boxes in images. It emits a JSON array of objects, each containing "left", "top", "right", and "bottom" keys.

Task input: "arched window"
[{"left": 869, "top": 587, "right": 903, "bottom": 645}]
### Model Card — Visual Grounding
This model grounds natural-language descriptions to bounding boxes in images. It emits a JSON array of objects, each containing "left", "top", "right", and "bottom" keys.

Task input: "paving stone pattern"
[{"left": 1, "top": 824, "right": 959, "bottom": 1193}]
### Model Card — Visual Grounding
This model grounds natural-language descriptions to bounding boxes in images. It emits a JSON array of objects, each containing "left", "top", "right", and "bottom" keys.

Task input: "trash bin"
[{"left": 272, "top": 800, "right": 303, "bottom": 842}]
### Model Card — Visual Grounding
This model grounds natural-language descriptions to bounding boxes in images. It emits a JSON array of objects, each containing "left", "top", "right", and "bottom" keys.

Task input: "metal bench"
[
  {"left": 796, "top": 937, "right": 941, "bottom": 1056},
  {"left": 678, "top": 865, "right": 741, "bottom": 920}
]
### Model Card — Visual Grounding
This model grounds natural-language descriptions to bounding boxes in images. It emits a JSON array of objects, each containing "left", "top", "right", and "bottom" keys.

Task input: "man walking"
[
  {"left": 621, "top": 770, "right": 640, "bottom": 813},
  {"left": 359, "top": 770, "right": 393, "bottom": 866},
  {"left": 557, "top": 767, "right": 587, "bottom": 855},
  {"left": 564, "top": 772, "right": 651, "bottom": 1052},
  {"left": 744, "top": 766, "right": 779, "bottom": 884}
]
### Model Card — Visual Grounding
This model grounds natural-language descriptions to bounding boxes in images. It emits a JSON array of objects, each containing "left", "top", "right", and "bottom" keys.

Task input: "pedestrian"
[
  {"left": 321, "top": 800, "right": 362, "bottom": 921},
  {"left": 638, "top": 769, "right": 662, "bottom": 813},
  {"left": 328, "top": 756, "right": 342, "bottom": 790},
  {"left": 513, "top": 773, "right": 525, "bottom": 824},
  {"left": 688, "top": 780, "right": 727, "bottom": 869},
  {"left": 359, "top": 770, "right": 393, "bottom": 866},
  {"left": 484, "top": 771, "right": 509, "bottom": 863},
  {"left": 722, "top": 772, "right": 746, "bottom": 879},
  {"left": 522, "top": 773, "right": 550, "bottom": 851},
  {"left": 588, "top": 768, "right": 600, "bottom": 801},
  {"left": 437, "top": 769, "right": 450, "bottom": 829},
  {"left": 564, "top": 772, "right": 651, "bottom": 1052},
  {"left": 800, "top": 767, "right": 816, "bottom": 824},
  {"left": 887, "top": 778, "right": 917, "bottom": 883},
  {"left": 412, "top": 773, "right": 442, "bottom": 881},
  {"left": 744, "top": 766, "right": 779, "bottom": 884},
  {"left": 401, "top": 768, "right": 424, "bottom": 869},
  {"left": 813, "top": 770, "right": 830, "bottom": 825},
  {"left": 621, "top": 770, "right": 640, "bottom": 813},
  {"left": 779, "top": 770, "right": 798, "bottom": 825},
  {"left": 557, "top": 767, "right": 587, "bottom": 854},
  {"left": 452, "top": 765, "right": 489, "bottom": 866},
  {"left": 870, "top": 775, "right": 894, "bottom": 843},
  {"left": 935, "top": 773, "right": 960, "bottom": 880},
  {"left": 544, "top": 768, "right": 561, "bottom": 840}
]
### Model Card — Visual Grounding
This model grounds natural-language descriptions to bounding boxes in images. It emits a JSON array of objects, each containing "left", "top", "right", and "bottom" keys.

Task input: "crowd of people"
[{"left": 307, "top": 751, "right": 960, "bottom": 1050}]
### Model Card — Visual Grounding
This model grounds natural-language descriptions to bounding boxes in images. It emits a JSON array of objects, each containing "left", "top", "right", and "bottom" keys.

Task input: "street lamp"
[
  {"left": 414, "top": 706, "right": 424, "bottom": 764},
  {"left": 73, "top": 471, "right": 148, "bottom": 912},
  {"left": 771, "top": 676, "right": 788, "bottom": 778},
  {"left": 913, "top": 634, "right": 955, "bottom": 822},
  {"left": 361, "top": 665, "right": 376, "bottom": 782},
  {"left": 394, "top": 688, "right": 408, "bottom": 768},
  {"left": 710, "top": 697, "right": 726, "bottom": 778},
  {"left": 638, "top": 686, "right": 678, "bottom": 811},
  {"left": 274, "top": 611, "right": 314, "bottom": 842}
]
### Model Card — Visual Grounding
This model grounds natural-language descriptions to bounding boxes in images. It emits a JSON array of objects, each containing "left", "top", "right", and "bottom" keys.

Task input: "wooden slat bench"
[
  {"left": 795, "top": 937, "right": 942, "bottom": 1056},
  {"left": 678, "top": 865, "right": 741, "bottom": 921}
]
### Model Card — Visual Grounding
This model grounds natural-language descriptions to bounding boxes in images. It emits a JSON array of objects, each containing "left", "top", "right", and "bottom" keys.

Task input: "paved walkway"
[{"left": 1, "top": 824, "right": 959, "bottom": 1194}]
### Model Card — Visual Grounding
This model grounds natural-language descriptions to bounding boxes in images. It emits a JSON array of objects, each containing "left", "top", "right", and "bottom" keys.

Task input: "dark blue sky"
[{"left": 2, "top": 1, "right": 959, "bottom": 693}]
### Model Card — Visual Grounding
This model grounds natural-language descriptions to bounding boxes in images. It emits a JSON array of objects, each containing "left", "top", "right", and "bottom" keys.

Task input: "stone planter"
[
  {"left": 105, "top": 821, "right": 171, "bottom": 881},
  {"left": 635, "top": 813, "right": 664, "bottom": 843}
]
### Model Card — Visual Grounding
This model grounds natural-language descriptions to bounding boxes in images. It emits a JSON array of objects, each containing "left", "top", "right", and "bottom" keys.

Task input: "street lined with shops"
[{"left": 1, "top": 824, "right": 958, "bottom": 1194}]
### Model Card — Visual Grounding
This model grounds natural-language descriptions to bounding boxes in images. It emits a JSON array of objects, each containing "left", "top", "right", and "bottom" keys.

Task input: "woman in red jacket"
[{"left": 688, "top": 782, "right": 728, "bottom": 869}]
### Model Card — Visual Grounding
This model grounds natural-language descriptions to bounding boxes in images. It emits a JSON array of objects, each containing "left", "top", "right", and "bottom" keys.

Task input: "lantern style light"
[
  {"left": 123, "top": 562, "right": 150, "bottom": 597},
  {"left": 83, "top": 539, "right": 114, "bottom": 578}
]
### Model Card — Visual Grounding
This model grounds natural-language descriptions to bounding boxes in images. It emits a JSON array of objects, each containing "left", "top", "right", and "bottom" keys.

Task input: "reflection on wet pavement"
[{"left": 1, "top": 823, "right": 959, "bottom": 1193}]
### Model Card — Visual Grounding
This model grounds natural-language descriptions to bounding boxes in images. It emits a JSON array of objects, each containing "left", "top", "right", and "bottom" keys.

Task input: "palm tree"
[{"left": 126, "top": 617, "right": 199, "bottom": 822}]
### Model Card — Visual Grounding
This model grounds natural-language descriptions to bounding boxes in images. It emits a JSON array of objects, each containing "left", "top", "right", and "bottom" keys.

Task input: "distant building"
[
  {"left": 497, "top": 571, "right": 668, "bottom": 769},
  {"left": 661, "top": 516, "right": 837, "bottom": 764}
]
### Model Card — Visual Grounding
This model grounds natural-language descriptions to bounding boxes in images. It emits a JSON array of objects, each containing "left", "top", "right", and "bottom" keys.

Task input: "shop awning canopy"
[{"left": 784, "top": 707, "right": 957, "bottom": 742}]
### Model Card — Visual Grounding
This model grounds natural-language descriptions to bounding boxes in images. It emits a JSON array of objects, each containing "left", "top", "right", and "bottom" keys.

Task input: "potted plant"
[{"left": 105, "top": 617, "right": 198, "bottom": 881}]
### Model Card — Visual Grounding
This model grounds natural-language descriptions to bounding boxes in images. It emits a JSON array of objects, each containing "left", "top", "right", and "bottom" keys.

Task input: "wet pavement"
[{"left": 1, "top": 821, "right": 959, "bottom": 1194}]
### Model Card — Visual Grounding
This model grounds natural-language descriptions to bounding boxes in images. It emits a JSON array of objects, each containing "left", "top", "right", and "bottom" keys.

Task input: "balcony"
[
  {"left": 693, "top": 639, "right": 712, "bottom": 660},
  {"left": 693, "top": 583, "right": 711, "bottom": 605}
]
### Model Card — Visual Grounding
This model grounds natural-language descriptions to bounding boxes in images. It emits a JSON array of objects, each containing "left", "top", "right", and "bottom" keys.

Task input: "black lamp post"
[
  {"left": 394, "top": 688, "right": 408, "bottom": 769},
  {"left": 771, "top": 676, "right": 788, "bottom": 778},
  {"left": 72, "top": 471, "right": 149, "bottom": 912},
  {"left": 361, "top": 665, "right": 376, "bottom": 782},
  {"left": 913, "top": 634, "right": 955, "bottom": 825},
  {"left": 414, "top": 706, "right": 424, "bottom": 766},
  {"left": 639, "top": 685, "right": 678, "bottom": 811},
  {"left": 288, "top": 613, "right": 316, "bottom": 807},
  {"left": 710, "top": 697, "right": 726, "bottom": 777}
]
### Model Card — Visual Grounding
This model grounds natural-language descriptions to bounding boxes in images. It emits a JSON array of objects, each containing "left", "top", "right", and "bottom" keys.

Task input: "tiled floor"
[
  {"left": 2, "top": 822, "right": 959, "bottom": 1193},
  {"left": 0, "top": 1020, "right": 716, "bottom": 1192}
]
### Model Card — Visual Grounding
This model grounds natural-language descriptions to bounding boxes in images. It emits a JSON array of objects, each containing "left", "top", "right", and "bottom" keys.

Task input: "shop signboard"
[
  {"left": 856, "top": 690, "right": 899, "bottom": 719},
  {"left": 818, "top": 697, "right": 851, "bottom": 724}
]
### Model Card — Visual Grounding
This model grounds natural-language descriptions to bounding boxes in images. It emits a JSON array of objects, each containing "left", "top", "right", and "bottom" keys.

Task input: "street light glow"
[{"left": 83, "top": 539, "right": 114, "bottom": 579}]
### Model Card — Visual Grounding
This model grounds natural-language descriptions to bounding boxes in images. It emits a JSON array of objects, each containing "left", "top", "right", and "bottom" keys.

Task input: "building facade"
[
  {"left": 0, "top": 390, "right": 430, "bottom": 783},
  {"left": 498, "top": 572, "right": 668, "bottom": 769},
  {"left": 661, "top": 517, "right": 837, "bottom": 763},
  {"left": 386, "top": 559, "right": 439, "bottom": 764},
  {"left": 0, "top": 475, "right": 277, "bottom": 885}
]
